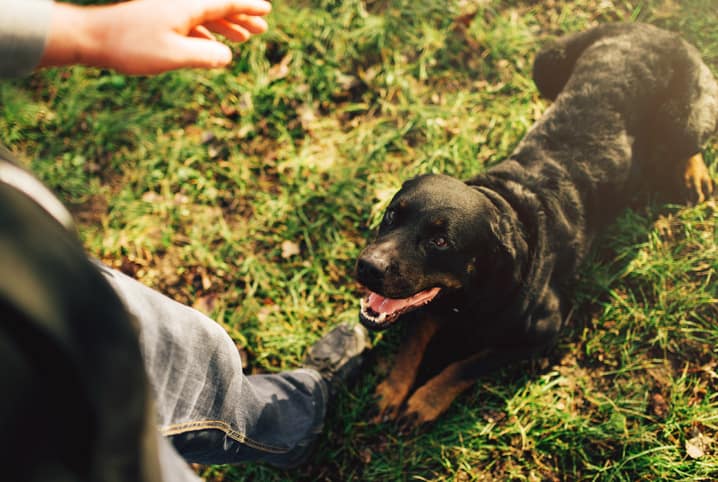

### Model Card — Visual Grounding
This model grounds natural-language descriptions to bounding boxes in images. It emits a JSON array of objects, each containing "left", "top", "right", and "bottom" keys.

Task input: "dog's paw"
[
  {"left": 683, "top": 153, "right": 714, "bottom": 204},
  {"left": 397, "top": 389, "right": 444, "bottom": 430},
  {"left": 370, "top": 379, "right": 406, "bottom": 424},
  {"left": 396, "top": 410, "right": 422, "bottom": 435}
]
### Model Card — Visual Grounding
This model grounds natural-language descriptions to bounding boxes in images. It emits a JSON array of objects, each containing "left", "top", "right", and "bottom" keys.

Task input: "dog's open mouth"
[{"left": 359, "top": 287, "right": 441, "bottom": 329}]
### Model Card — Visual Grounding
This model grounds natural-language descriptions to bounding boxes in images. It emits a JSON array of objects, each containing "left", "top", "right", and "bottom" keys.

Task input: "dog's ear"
[
  {"left": 482, "top": 212, "right": 527, "bottom": 293},
  {"left": 472, "top": 184, "right": 528, "bottom": 272},
  {"left": 463, "top": 213, "right": 525, "bottom": 308},
  {"left": 489, "top": 216, "right": 519, "bottom": 262}
]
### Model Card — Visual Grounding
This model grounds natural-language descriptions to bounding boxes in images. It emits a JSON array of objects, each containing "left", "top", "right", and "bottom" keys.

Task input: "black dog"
[{"left": 355, "top": 23, "right": 717, "bottom": 426}]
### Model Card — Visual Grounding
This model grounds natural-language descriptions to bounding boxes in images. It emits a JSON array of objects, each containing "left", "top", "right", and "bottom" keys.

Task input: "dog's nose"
[{"left": 356, "top": 256, "right": 387, "bottom": 285}]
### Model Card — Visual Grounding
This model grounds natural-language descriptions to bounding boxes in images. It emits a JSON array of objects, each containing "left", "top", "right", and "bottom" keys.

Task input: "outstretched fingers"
[
  {"left": 203, "top": 19, "right": 253, "bottom": 42},
  {"left": 167, "top": 0, "right": 272, "bottom": 69},
  {"left": 185, "top": 0, "right": 272, "bottom": 26}
]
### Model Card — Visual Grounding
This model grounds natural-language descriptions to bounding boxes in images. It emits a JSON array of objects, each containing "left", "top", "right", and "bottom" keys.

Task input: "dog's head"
[{"left": 356, "top": 173, "right": 525, "bottom": 330}]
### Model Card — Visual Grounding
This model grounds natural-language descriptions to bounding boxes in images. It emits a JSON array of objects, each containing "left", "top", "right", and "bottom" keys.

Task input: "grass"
[{"left": 2, "top": 0, "right": 717, "bottom": 480}]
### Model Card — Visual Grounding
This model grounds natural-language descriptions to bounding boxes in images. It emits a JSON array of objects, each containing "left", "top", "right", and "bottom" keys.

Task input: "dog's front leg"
[
  {"left": 372, "top": 312, "right": 441, "bottom": 423},
  {"left": 398, "top": 349, "right": 492, "bottom": 428},
  {"left": 398, "top": 344, "right": 551, "bottom": 428},
  {"left": 399, "top": 300, "right": 563, "bottom": 428}
]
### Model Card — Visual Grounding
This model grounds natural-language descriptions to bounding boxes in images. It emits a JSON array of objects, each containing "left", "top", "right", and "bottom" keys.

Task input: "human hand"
[{"left": 39, "top": 0, "right": 272, "bottom": 75}]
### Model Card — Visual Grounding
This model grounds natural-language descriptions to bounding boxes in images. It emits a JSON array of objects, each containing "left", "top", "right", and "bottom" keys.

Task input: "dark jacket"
[{"left": 0, "top": 147, "right": 162, "bottom": 482}]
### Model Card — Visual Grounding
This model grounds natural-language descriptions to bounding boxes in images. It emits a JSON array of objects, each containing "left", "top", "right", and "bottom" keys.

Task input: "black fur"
[{"left": 356, "top": 23, "right": 717, "bottom": 405}]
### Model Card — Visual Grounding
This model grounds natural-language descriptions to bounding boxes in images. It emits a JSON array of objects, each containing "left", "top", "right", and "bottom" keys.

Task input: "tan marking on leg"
[
  {"left": 401, "top": 349, "right": 491, "bottom": 426},
  {"left": 683, "top": 153, "right": 714, "bottom": 204},
  {"left": 372, "top": 313, "right": 441, "bottom": 423}
]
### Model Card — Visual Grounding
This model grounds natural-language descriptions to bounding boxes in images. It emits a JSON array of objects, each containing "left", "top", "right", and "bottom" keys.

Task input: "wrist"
[{"left": 39, "top": 3, "right": 105, "bottom": 69}]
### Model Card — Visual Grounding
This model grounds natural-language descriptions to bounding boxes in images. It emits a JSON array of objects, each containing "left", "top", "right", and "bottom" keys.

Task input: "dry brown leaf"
[
  {"left": 650, "top": 393, "right": 669, "bottom": 418},
  {"left": 685, "top": 433, "right": 711, "bottom": 459},
  {"left": 268, "top": 54, "right": 292, "bottom": 82},
  {"left": 141, "top": 191, "right": 162, "bottom": 203},
  {"left": 192, "top": 293, "right": 218, "bottom": 314},
  {"left": 281, "top": 240, "right": 301, "bottom": 258},
  {"left": 298, "top": 103, "right": 318, "bottom": 131}
]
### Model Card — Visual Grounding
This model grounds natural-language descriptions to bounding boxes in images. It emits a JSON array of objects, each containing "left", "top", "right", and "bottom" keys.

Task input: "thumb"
[{"left": 169, "top": 36, "right": 233, "bottom": 69}]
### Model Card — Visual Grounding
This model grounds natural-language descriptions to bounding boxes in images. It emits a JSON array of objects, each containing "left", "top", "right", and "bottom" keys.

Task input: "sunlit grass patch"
[{"left": 1, "top": 0, "right": 717, "bottom": 480}]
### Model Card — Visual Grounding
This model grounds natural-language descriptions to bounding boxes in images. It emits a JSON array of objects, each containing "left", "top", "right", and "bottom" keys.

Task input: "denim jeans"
[
  {"left": 1, "top": 151, "right": 329, "bottom": 481},
  {"left": 100, "top": 265, "right": 330, "bottom": 479}
]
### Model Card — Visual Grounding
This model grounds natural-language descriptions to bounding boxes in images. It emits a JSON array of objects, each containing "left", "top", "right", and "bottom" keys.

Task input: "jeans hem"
[
  {"left": 159, "top": 369, "right": 328, "bottom": 457},
  {"left": 161, "top": 420, "right": 290, "bottom": 455}
]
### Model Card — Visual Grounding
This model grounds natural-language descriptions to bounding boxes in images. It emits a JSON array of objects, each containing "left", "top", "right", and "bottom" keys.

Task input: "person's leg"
[
  {"left": 99, "top": 264, "right": 364, "bottom": 468},
  {"left": 0, "top": 155, "right": 171, "bottom": 482},
  {"left": 1, "top": 146, "right": 368, "bottom": 472}
]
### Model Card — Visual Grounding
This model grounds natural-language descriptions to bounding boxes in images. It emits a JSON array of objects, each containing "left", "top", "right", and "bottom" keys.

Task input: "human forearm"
[
  {"left": 37, "top": 2, "right": 99, "bottom": 70},
  {"left": 38, "top": 0, "right": 271, "bottom": 75}
]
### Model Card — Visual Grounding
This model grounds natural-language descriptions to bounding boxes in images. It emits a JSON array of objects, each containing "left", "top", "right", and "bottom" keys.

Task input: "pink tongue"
[{"left": 366, "top": 287, "right": 440, "bottom": 314}]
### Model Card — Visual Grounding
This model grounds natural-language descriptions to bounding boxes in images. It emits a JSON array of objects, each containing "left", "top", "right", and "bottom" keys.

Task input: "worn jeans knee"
[{"left": 99, "top": 264, "right": 328, "bottom": 467}]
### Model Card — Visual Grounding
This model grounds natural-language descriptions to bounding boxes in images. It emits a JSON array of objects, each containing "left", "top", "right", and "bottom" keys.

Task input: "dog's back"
[
  {"left": 534, "top": 23, "right": 717, "bottom": 134},
  {"left": 530, "top": 23, "right": 717, "bottom": 194},
  {"left": 358, "top": 22, "right": 717, "bottom": 428},
  {"left": 473, "top": 22, "right": 717, "bottom": 284}
]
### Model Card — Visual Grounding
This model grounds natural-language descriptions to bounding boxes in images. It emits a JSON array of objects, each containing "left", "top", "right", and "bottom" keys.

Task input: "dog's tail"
[{"left": 532, "top": 23, "right": 632, "bottom": 101}]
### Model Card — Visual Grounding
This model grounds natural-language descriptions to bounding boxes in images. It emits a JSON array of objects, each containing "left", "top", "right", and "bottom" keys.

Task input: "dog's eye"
[
  {"left": 431, "top": 236, "right": 448, "bottom": 248},
  {"left": 383, "top": 209, "right": 396, "bottom": 226}
]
